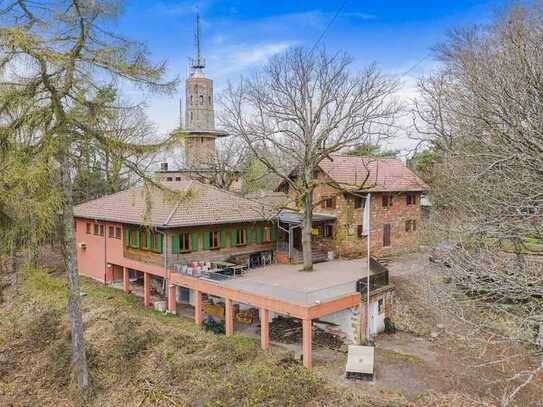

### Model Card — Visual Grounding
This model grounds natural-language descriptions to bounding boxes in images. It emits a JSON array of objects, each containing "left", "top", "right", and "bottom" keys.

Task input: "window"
[
  {"left": 175, "top": 177, "right": 181, "bottom": 181},
  {"left": 406, "top": 193, "right": 417, "bottom": 205},
  {"left": 141, "top": 231, "right": 149, "bottom": 249},
  {"left": 405, "top": 220, "right": 417, "bottom": 232},
  {"left": 99, "top": 225, "right": 104, "bottom": 236},
  {"left": 357, "top": 225, "right": 364, "bottom": 238},
  {"left": 323, "top": 224, "right": 333, "bottom": 238},
  {"left": 151, "top": 232, "right": 159, "bottom": 252},
  {"left": 382, "top": 194, "right": 393, "bottom": 208},
  {"left": 130, "top": 230, "right": 138, "bottom": 247},
  {"left": 180, "top": 232, "right": 191, "bottom": 252},
  {"left": 166, "top": 177, "right": 173, "bottom": 182},
  {"left": 383, "top": 224, "right": 391, "bottom": 247},
  {"left": 353, "top": 196, "right": 364, "bottom": 209},
  {"left": 208, "top": 231, "right": 220, "bottom": 249},
  {"left": 235, "top": 229, "right": 247, "bottom": 246},
  {"left": 86, "top": 223, "right": 91, "bottom": 234},
  {"left": 321, "top": 196, "right": 336, "bottom": 209},
  {"left": 190, "top": 95, "right": 193, "bottom": 104},
  {"left": 208, "top": 96, "right": 211, "bottom": 103},
  {"left": 263, "top": 226, "right": 272, "bottom": 242},
  {"left": 190, "top": 111, "right": 193, "bottom": 121},
  {"left": 378, "top": 298, "right": 384, "bottom": 314},
  {"left": 115, "top": 227, "right": 121, "bottom": 239},
  {"left": 109, "top": 226, "right": 115, "bottom": 238},
  {"left": 199, "top": 95, "right": 204, "bottom": 104}
]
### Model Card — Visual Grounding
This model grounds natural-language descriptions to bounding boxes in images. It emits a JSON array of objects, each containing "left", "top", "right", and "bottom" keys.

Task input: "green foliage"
[
  {"left": 345, "top": 143, "right": 399, "bottom": 158},
  {"left": 410, "top": 149, "right": 437, "bottom": 182}
]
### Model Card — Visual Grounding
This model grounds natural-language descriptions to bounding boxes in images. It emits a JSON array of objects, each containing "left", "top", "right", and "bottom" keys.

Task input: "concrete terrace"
[{"left": 219, "top": 258, "right": 369, "bottom": 305}]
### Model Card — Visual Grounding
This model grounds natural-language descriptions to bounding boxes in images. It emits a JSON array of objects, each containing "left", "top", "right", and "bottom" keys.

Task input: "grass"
[
  {"left": 1, "top": 266, "right": 412, "bottom": 407},
  {"left": 499, "top": 236, "right": 543, "bottom": 254}
]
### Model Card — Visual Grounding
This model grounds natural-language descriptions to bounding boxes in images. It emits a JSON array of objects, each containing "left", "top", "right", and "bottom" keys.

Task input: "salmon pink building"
[{"left": 72, "top": 31, "right": 427, "bottom": 368}]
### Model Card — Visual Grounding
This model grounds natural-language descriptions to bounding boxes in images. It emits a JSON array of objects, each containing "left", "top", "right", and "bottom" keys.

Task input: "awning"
[{"left": 276, "top": 210, "right": 336, "bottom": 225}]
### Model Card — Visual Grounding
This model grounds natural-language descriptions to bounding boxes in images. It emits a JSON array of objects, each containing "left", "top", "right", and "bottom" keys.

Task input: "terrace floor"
[{"left": 217, "top": 258, "right": 369, "bottom": 305}]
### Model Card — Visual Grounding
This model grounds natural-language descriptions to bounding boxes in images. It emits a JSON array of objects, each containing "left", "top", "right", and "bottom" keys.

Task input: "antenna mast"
[{"left": 190, "top": 14, "right": 205, "bottom": 71}]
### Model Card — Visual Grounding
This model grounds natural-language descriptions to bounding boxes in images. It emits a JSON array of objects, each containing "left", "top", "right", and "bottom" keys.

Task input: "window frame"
[
  {"left": 179, "top": 232, "right": 191, "bottom": 253},
  {"left": 263, "top": 226, "right": 272, "bottom": 243},
  {"left": 323, "top": 224, "right": 333, "bottom": 238},
  {"left": 321, "top": 196, "right": 336, "bottom": 209},
  {"left": 235, "top": 228, "right": 247, "bottom": 246},
  {"left": 115, "top": 227, "right": 122, "bottom": 239},
  {"left": 108, "top": 226, "right": 115, "bottom": 238},
  {"left": 209, "top": 231, "right": 220, "bottom": 250},
  {"left": 382, "top": 194, "right": 393, "bottom": 208},
  {"left": 353, "top": 196, "right": 364, "bottom": 209},
  {"left": 406, "top": 193, "right": 417, "bottom": 205},
  {"left": 86, "top": 222, "right": 91, "bottom": 234}
]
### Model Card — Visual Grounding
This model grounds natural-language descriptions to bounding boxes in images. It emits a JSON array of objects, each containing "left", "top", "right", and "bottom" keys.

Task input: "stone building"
[{"left": 275, "top": 155, "right": 429, "bottom": 261}]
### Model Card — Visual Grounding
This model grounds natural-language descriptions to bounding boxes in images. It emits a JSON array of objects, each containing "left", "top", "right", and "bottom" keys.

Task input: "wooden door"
[{"left": 383, "top": 224, "right": 391, "bottom": 247}]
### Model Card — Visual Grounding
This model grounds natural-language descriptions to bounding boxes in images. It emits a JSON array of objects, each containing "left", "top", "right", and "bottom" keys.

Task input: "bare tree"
[
  {"left": 414, "top": 4, "right": 543, "bottom": 405},
  {"left": 220, "top": 47, "right": 401, "bottom": 270}
]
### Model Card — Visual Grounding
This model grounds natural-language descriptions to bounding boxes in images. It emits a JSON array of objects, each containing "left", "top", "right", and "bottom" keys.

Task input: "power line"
[{"left": 310, "top": 0, "right": 350, "bottom": 53}]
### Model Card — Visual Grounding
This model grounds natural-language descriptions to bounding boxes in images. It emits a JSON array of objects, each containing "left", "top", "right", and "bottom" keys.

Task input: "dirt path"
[{"left": 315, "top": 251, "right": 543, "bottom": 406}]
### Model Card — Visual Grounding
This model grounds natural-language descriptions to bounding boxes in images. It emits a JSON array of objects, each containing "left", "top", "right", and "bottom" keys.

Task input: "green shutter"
[
  {"left": 171, "top": 234, "right": 179, "bottom": 254},
  {"left": 135, "top": 230, "right": 140, "bottom": 248},
  {"left": 146, "top": 231, "right": 151, "bottom": 250},
  {"left": 124, "top": 227, "right": 130, "bottom": 247},
  {"left": 156, "top": 233, "right": 163, "bottom": 253},
  {"left": 231, "top": 229, "right": 237, "bottom": 247},
  {"left": 203, "top": 231, "right": 210, "bottom": 250},
  {"left": 220, "top": 230, "right": 226, "bottom": 248},
  {"left": 256, "top": 226, "right": 263, "bottom": 244},
  {"left": 191, "top": 232, "right": 199, "bottom": 251},
  {"left": 247, "top": 228, "right": 253, "bottom": 245},
  {"left": 271, "top": 224, "right": 277, "bottom": 242}
]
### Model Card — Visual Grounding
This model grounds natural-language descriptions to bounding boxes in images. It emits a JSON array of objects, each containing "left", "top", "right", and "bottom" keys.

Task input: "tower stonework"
[{"left": 180, "top": 14, "right": 227, "bottom": 169}]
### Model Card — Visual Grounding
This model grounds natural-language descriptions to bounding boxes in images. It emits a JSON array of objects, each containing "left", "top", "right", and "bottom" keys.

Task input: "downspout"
[
  {"left": 103, "top": 220, "right": 107, "bottom": 285},
  {"left": 155, "top": 228, "right": 168, "bottom": 302},
  {"left": 366, "top": 193, "right": 371, "bottom": 341}
]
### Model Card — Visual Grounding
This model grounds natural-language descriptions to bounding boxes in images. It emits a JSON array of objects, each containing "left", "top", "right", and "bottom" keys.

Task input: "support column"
[
  {"left": 302, "top": 318, "right": 312, "bottom": 369},
  {"left": 260, "top": 308, "right": 270, "bottom": 351},
  {"left": 225, "top": 298, "right": 233, "bottom": 337},
  {"left": 122, "top": 267, "right": 129, "bottom": 294},
  {"left": 143, "top": 272, "right": 151, "bottom": 307},
  {"left": 168, "top": 285, "right": 176, "bottom": 314},
  {"left": 194, "top": 289, "right": 203, "bottom": 326}
]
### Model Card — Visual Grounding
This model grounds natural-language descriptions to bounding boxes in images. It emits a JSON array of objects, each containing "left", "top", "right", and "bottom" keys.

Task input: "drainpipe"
[
  {"left": 103, "top": 220, "right": 107, "bottom": 285},
  {"left": 155, "top": 228, "right": 168, "bottom": 303},
  {"left": 366, "top": 193, "right": 371, "bottom": 341}
]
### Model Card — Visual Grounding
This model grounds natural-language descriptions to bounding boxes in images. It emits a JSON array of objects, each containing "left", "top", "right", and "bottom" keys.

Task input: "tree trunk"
[
  {"left": 302, "top": 190, "right": 314, "bottom": 271},
  {"left": 9, "top": 234, "right": 17, "bottom": 274},
  {"left": 60, "top": 155, "right": 90, "bottom": 391}
]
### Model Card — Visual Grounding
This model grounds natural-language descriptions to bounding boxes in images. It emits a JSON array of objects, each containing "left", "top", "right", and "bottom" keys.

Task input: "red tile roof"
[
  {"left": 318, "top": 155, "right": 429, "bottom": 192},
  {"left": 74, "top": 180, "right": 271, "bottom": 227}
]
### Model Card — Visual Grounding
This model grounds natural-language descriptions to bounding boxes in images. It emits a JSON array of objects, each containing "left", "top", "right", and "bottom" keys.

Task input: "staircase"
[{"left": 275, "top": 247, "right": 327, "bottom": 265}]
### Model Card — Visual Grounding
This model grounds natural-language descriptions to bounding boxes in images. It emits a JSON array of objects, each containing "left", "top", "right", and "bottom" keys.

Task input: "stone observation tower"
[{"left": 181, "top": 14, "right": 227, "bottom": 168}]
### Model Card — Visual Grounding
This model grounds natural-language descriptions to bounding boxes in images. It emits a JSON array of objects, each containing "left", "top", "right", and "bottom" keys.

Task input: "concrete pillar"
[
  {"left": 122, "top": 267, "right": 129, "bottom": 294},
  {"left": 260, "top": 308, "right": 270, "bottom": 351},
  {"left": 225, "top": 298, "right": 233, "bottom": 337},
  {"left": 143, "top": 272, "right": 151, "bottom": 307},
  {"left": 168, "top": 285, "right": 176, "bottom": 314},
  {"left": 302, "top": 318, "right": 312, "bottom": 369},
  {"left": 194, "top": 289, "right": 202, "bottom": 326}
]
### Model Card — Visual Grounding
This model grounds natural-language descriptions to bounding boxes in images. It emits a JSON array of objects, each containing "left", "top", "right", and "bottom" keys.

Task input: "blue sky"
[{"left": 118, "top": 0, "right": 505, "bottom": 150}]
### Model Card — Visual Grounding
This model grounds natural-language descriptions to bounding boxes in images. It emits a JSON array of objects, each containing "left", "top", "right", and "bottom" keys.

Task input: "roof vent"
[{"left": 160, "top": 162, "right": 168, "bottom": 171}]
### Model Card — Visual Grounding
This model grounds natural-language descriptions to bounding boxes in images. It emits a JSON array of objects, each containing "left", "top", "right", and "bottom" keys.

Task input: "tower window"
[
  {"left": 190, "top": 112, "right": 193, "bottom": 121},
  {"left": 200, "top": 95, "right": 203, "bottom": 104},
  {"left": 190, "top": 95, "right": 193, "bottom": 104},
  {"left": 208, "top": 96, "right": 211, "bottom": 103}
]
